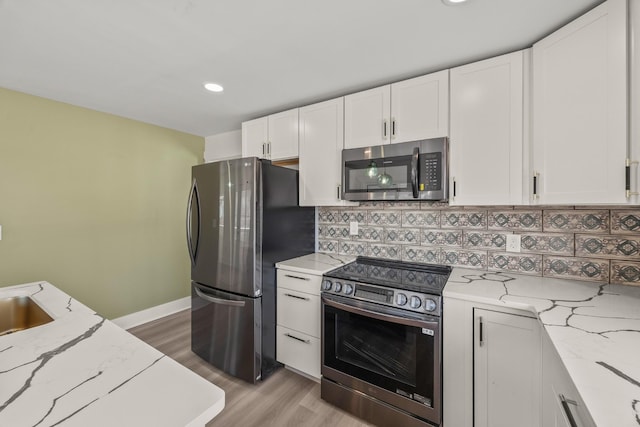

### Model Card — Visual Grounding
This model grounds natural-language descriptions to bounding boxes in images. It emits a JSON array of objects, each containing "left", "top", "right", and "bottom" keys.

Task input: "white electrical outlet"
[
  {"left": 506, "top": 234, "right": 521, "bottom": 252},
  {"left": 349, "top": 221, "right": 359, "bottom": 236},
  {"left": 0, "top": 225, "right": 2, "bottom": 240}
]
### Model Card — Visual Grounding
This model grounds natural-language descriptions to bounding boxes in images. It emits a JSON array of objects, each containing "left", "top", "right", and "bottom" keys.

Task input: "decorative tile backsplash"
[{"left": 317, "top": 203, "right": 640, "bottom": 287}]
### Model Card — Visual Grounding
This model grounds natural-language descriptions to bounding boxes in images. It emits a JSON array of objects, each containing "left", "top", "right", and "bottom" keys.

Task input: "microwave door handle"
[{"left": 411, "top": 147, "right": 419, "bottom": 198}]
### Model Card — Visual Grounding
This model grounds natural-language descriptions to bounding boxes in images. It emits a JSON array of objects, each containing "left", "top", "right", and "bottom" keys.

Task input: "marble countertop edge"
[{"left": 276, "top": 253, "right": 356, "bottom": 275}]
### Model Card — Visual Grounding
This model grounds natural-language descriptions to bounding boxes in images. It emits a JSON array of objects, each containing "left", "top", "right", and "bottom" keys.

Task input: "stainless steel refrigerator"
[{"left": 187, "top": 158, "right": 315, "bottom": 383}]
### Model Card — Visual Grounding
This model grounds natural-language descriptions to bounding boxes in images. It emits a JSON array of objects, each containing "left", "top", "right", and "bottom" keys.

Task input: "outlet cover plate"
[
  {"left": 506, "top": 234, "right": 521, "bottom": 253},
  {"left": 349, "top": 221, "right": 359, "bottom": 236}
]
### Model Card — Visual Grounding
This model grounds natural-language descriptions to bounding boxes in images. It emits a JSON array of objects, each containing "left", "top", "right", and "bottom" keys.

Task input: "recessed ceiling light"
[
  {"left": 204, "top": 82, "right": 224, "bottom": 93},
  {"left": 442, "top": 0, "right": 469, "bottom": 5}
]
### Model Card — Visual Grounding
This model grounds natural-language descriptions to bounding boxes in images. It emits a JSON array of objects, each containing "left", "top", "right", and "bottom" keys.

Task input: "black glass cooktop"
[{"left": 324, "top": 257, "right": 451, "bottom": 295}]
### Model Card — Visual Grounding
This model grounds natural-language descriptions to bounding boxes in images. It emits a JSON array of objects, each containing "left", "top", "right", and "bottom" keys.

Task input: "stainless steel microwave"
[{"left": 342, "top": 137, "right": 448, "bottom": 201}]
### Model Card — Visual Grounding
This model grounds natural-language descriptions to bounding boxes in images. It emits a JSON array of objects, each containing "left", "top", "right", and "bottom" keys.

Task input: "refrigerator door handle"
[
  {"left": 193, "top": 284, "right": 246, "bottom": 307},
  {"left": 186, "top": 178, "right": 200, "bottom": 264}
]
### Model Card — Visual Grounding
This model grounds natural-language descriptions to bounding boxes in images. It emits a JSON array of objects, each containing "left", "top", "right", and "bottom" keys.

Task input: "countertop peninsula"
[{"left": 0, "top": 281, "right": 224, "bottom": 427}]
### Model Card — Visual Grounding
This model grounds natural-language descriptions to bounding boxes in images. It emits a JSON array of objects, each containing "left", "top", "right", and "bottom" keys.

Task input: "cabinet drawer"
[
  {"left": 277, "top": 269, "right": 321, "bottom": 295},
  {"left": 276, "top": 325, "right": 321, "bottom": 379},
  {"left": 277, "top": 288, "right": 320, "bottom": 337}
]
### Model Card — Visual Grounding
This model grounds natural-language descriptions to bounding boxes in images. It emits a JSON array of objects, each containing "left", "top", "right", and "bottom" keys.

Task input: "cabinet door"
[
  {"left": 390, "top": 70, "right": 449, "bottom": 143},
  {"left": 299, "top": 98, "right": 350, "bottom": 206},
  {"left": 542, "top": 333, "right": 596, "bottom": 427},
  {"left": 268, "top": 108, "right": 299, "bottom": 160},
  {"left": 474, "top": 309, "right": 541, "bottom": 427},
  {"left": 450, "top": 51, "right": 525, "bottom": 205},
  {"left": 532, "top": 0, "right": 628, "bottom": 204},
  {"left": 344, "top": 85, "right": 391, "bottom": 149},
  {"left": 241, "top": 117, "right": 268, "bottom": 158}
]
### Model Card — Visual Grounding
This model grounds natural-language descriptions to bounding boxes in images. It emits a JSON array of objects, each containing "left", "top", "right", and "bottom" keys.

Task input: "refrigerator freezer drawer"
[{"left": 191, "top": 283, "right": 262, "bottom": 383}]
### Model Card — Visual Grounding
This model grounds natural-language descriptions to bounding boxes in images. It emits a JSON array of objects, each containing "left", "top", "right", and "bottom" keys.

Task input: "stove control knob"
[
  {"left": 409, "top": 296, "right": 422, "bottom": 309},
  {"left": 344, "top": 283, "right": 354, "bottom": 295},
  {"left": 334, "top": 282, "right": 343, "bottom": 293},
  {"left": 424, "top": 298, "right": 437, "bottom": 312},
  {"left": 322, "top": 279, "right": 332, "bottom": 291},
  {"left": 395, "top": 293, "right": 408, "bottom": 306}
]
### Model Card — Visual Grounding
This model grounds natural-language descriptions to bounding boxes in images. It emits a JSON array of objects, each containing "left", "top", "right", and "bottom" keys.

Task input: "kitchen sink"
[{"left": 0, "top": 296, "right": 53, "bottom": 336}]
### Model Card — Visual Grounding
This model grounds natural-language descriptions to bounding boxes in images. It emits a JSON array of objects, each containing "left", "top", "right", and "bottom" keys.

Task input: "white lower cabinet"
[
  {"left": 275, "top": 268, "right": 322, "bottom": 379},
  {"left": 542, "top": 333, "right": 596, "bottom": 427},
  {"left": 276, "top": 325, "right": 321, "bottom": 379},
  {"left": 276, "top": 287, "right": 320, "bottom": 337},
  {"left": 473, "top": 308, "right": 541, "bottom": 427},
  {"left": 443, "top": 298, "right": 542, "bottom": 427}
]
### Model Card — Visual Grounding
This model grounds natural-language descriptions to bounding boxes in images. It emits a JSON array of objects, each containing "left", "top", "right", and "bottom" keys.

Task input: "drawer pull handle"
[
  {"left": 284, "top": 333, "right": 310, "bottom": 344},
  {"left": 284, "top": 274, "right": 310, "bottom": 281},
  {"left": 284, "top": 293, "right": 310, "bottom": 301},
  {"left": 559, "top": 394, "right": 579, "bottom": 427}
]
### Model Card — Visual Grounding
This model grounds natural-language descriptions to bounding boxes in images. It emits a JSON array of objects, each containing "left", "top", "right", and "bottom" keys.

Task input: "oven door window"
[
  {"left": 344, "top": 155, "right": 412, "bottom": 193},
  {"left": 324, "top": 304, "right": 435, "bottom": 406}
]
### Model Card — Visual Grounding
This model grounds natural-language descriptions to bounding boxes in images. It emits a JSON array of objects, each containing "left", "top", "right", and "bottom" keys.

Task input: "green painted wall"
[{"left": 0, "top": 87, "right": 204, "bottom": 319}]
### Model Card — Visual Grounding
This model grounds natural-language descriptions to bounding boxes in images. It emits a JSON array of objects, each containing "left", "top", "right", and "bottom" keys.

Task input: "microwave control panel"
[{"left": 419, "top": 152, "right": 442, "bottom": 191}]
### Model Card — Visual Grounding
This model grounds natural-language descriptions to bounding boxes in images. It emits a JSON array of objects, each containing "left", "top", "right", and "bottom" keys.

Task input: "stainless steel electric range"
[{"left": 320, "top": 257, "right": 451, "bottom": 427}]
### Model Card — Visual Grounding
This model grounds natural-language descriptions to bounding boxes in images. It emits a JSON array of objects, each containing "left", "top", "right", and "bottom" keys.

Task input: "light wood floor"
[{"left": 128, "top": 309, "right": 372, "bottom": 427}]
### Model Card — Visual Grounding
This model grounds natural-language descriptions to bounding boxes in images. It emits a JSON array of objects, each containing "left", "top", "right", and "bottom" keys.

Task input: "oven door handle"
[{"left": 322, "top": 295, "right": 438, "bottom": 330}]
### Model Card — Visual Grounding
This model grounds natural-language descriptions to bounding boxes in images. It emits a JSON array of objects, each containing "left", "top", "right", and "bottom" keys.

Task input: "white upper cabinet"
[
  {"left": 344, "top": 86, "right": 391, "bottom": 149},
  {"left": 241, "top": 108, "right": 299, "bottom": 161},
  {"left": 532, "top": 0, "right": 628, "bottom": 204},
  {"left": 241, "top": 117, "right": 268, "bottom": 158},
  {"left": 267, "top": 109, "right": 299, "bottom": 160},
  {"left": 631, "top": 0, "right": 640, "bottom": 203},
  {"left": 390, "top": 70, "right": 449, "bottom": 143},
  {"left": 450, "top": 50, "right": 527, "bottom": 206},
  {"left": 299, "top": 98, "right": 355, "bottom": 206},
  {"left": 344, "top": 71, "right": 449, "bottom": 149}
]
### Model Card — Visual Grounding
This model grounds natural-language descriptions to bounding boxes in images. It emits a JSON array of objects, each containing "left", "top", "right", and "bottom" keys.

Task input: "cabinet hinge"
[{"left": 626, "top": 159, "right": 639, "bottom": 198}]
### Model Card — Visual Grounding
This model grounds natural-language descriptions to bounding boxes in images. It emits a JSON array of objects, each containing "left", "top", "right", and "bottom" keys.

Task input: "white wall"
[{"left": 204, "top": 129, "right": 242, "bottom": 162}]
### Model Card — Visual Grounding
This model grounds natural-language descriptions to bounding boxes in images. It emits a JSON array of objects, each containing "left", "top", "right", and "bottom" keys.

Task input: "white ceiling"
[{"left": 0, "top": 0, "right": 604, "bottom": 137}]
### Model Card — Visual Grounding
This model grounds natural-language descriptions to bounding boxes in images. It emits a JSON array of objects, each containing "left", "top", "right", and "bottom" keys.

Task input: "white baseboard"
[{"left": 112, "top": 296, "right": 191, "bottom": 330}]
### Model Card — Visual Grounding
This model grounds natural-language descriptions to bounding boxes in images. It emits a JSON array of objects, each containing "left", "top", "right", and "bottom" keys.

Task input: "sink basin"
[{"left": 0, "top": 296, "right": 53, "bottom": 336}]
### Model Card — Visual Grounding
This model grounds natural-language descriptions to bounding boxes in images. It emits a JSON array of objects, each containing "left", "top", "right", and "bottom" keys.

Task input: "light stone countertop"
[
  {"left": 275, "top": 253, "right": 356, "bottom": 275},
  {"left": 444, "top": 268, "right": 640, "bottom": 427},
  {"left": 0, "top": 281, "right": 224, "bottom": 427}
]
